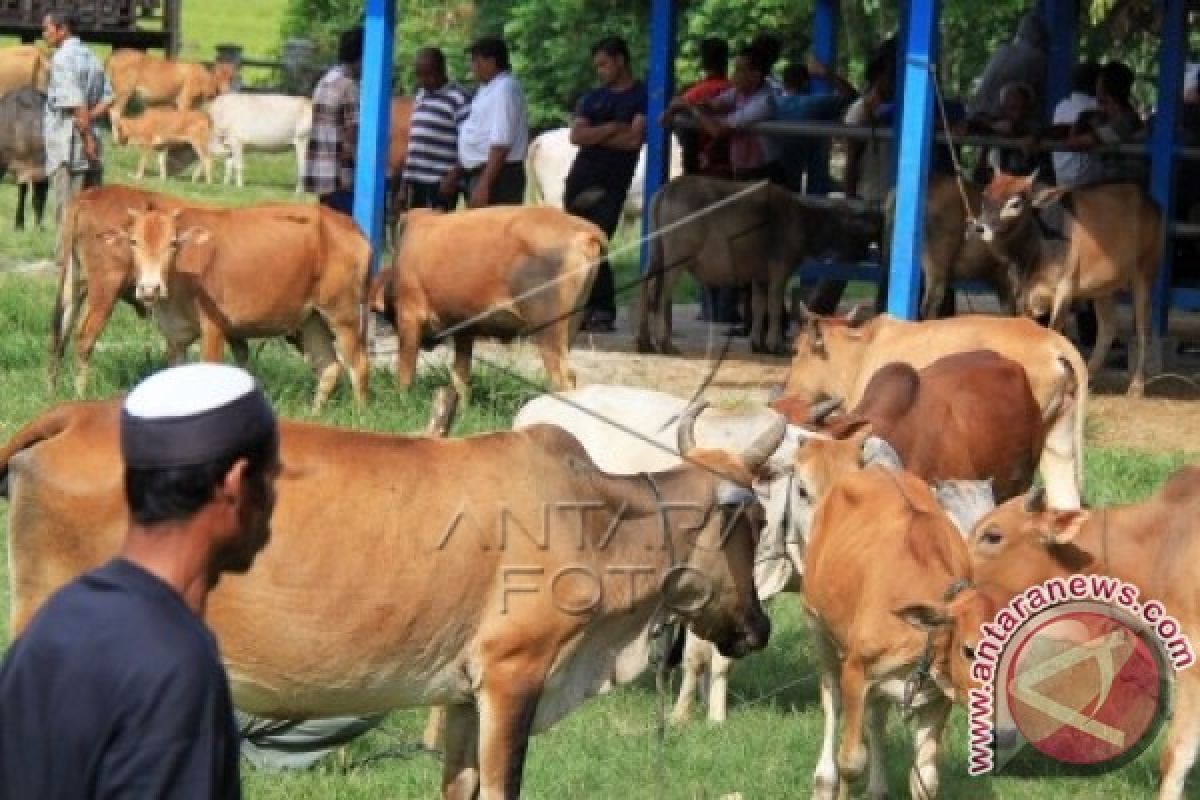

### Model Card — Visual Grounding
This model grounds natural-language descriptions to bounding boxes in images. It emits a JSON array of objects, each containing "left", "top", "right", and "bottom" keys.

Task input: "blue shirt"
[
  {"left": 568, "top": 82, "right": 648, "bottom": 186},
  {"left": 0, "top": 559, "right": 241, "bottom": 799}
]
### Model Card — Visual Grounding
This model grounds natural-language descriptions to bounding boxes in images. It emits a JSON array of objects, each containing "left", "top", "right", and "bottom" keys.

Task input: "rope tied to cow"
[{"left": 925, "top": 62, "right": 977, "bottom": 230}]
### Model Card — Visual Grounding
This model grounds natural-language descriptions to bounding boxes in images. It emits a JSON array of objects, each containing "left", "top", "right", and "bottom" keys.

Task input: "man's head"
[
  {"left": 338, "top": 26, "right": 365, "bottom": 70},
  {"left": 591, "top": 36, "right": 631, "bottom": 88},
  {"left": 414, "top": 47, "right": 447, "bottom": 92},
  {"left": 999, "top": 81, "right": 1035, "bottom": 124},
  {"left": 699, "top": 37, "right": 729, "bottom": 78},
  {"left": 732, "top": 45, "right": 768, "bottom": 94},
  {"left": 1072, "top": 61, "right": 1101, "bottom": 96},
  {"left": 1098, "top": 60, "right": 1135, "bottom": 113},
  {"left": 468, "top": 36, "right": 509, "bottom": 83},
  {"left": 41, "top": 11, "right": 75, "bottom": 48},
  {"left": 749, "top": 32, "right": 782, "bottom": 76},
  {"left": 122, "top": 364, "right": 281, "bottom": 579},
  {"left": 782, "top": 62, "right": 810, "bottom": 95}
]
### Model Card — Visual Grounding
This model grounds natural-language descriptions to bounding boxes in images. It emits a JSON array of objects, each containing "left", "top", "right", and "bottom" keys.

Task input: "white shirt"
[
  {"left": 1051, "top": 91, "right": 1098, "bottom": 187},
  {"left": 458, "top": 71, "right": 529, "bottom": 169},
  {"left": 1185, "top": 62, "right": 1199, "bottom": 98}
]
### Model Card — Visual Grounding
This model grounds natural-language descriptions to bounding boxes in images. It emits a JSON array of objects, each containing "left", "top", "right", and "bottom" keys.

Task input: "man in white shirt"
[
  {"left": 451, "top": 37, "right": 529, "bottom": 207},
  {"left": 1185, "top": 61, "right": 1199, "bottom": 105},
  {"left": 1050, "top": 62, "right": 1100, "bottom": 187}
]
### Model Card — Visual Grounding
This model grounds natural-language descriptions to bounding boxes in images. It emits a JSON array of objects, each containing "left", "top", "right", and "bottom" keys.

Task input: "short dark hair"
[
  {"left": 591, "top": 36, "right": 630, "bottom": 64},
  {"left": 44, "top": 11, "right": 77, "bottom": 31},
  {"left": 782, "top": 62, "right": 810, "bottom": 92},
  {"left": 125, "top": 433, "right": 277, "bottom": 527},
  {"left": 338, "top": 26, "right": 364, "bottom": 65},
  {"left": 416, "top": 46, "right": 446, "bottom": 75},
  {"left": 749, "top": 32, "right": 782, "bottom": 71},
  {"left": 1100, "top": 60, "right": 1134, "bottom": 106},
  {"left": 699, "top": 37, "right": 728, "bottom": 75},
  {"left": 468, "top": 36, "right": 510, "bottom": 71},
  {"left": 736, "top": 45, "right": 769, "bottom": 76},
  {"left": 1072, "top": 61, "right": 1101, "bottom": 94}
]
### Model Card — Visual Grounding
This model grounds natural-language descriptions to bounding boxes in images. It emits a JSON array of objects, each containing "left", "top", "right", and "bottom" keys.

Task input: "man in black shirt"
[
  {"left": 565, "top": 36, "right": 647, "bottom": 332},
  {"left": 0, "top": 363, "right": 281, "bottom": 799}
]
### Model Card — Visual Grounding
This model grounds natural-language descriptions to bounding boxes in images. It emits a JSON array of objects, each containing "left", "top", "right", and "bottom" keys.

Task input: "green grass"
[{"left": 2, "top": 264, "right": 1199, "bottom": 798}]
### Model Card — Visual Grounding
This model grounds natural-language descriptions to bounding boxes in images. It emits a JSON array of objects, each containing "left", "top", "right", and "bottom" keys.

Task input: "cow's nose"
[{"left": 136, "top": 283, "right": 164, "bottom": 302}]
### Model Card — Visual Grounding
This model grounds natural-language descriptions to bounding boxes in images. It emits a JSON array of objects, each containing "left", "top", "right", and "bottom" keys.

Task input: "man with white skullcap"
[{"left": 0, "top": 363, "right": 280, "bottom": 800}]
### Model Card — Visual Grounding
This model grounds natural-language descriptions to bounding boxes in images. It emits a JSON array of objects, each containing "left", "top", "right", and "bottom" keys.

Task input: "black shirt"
[
  {"left": 0, "top": 558, "right": 241, "bottom": 799},
  {"left": 567, "top": 82, "right": 648, "bottom": 188}
]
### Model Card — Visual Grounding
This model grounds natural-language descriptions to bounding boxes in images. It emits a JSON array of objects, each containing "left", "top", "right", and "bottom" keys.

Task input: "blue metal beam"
[
  {"left": 641, "top": 0, "right": 677, "bottom": 274},
  {"left": 886, "top": 0, "right": 940, "bottom": 319},
  {"left": 1150, "top": 0, "right": 1186, "bottom": 337},
  {"left": 353, "top": 0, "right": 395, "bottom": 276},
  {"left": 1040, "top": 0, "right": 1077, "bottom": 117},
  {"left": 811, "top": 0, "right": 839, "bottom": 94}
]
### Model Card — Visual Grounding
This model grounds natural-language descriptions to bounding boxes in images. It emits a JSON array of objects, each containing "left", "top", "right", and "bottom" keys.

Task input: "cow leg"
[
  {"left": 476, "top": 667, "right": 543, "bottom": 799},
  {"left": 32, "top": 179, "right": 47, "bottom": 230},
  {"left": 441, "top": 703, "right": 481, "bottom": 800},
  {"left": 909, "top": 696, "right": 950, "bottom": 800},
  {"left": 320, "top": 308, "right": 369, "bottom": 409},
  {"left": 294, "top": 138, "right": 306, "bottom": 193},
  {"left": 864, "top": 695, "right": 889, "bottom": 800},
  {"left": 229, "top": 338, "right": 250, "bottom": 367},
  {"left": 919, "top": 269, "right": 946, "bottom": 321},
  {"left": 811, "top": 621, "right": 842, "bottom": 800},
  {"left": 766, "top": 266, "right": 789, "bottom": 355},
  {"left": 1128, "top": 275, "right": 1151, "bottom": 397},
  {"left": 158, "top": 150, "right": 168, "bottom": 182},
  {"left": 1086, "top": 295, "right": 1118, "bottom": 379},
  {"left": 134, "top": 150, "right": 147, "bottom": 181},
  {"left": 15, "top": 181, "right": 26, "bottom": 231},
  {"left": 835, "top": 658, "right": 871, "bottom": 797},
  {"left": 424, "top": 706, "right": 447, "bottom": 752},
  {"left": 670, "top": 633, "right": 710, "bottom": 725},
  {"left": 73, "top": 282, "right": 124, "bottom": 396},
  {"left": 395, "top": 307, "right": 422, "bottom": 390},
  {"left": 301, "top": 315, "right": 343, "bottom": 413},
  {"left": 707, "top": 649, "right": 733, "bottom": 724},
  {"left": 531, "top": 323, "right": 574, "bottom": 391},
  {"left": 1159, "top": 670, "right": 1200, "bottom": 800},
  {"left": 198, "top": 319, "right": 228, "bottom": 363},
  {"left": 452, "top": 334, "right": 474, "bottom": 405}
]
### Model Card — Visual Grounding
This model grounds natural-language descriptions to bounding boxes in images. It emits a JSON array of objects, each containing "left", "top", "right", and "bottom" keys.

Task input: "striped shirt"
[
  {"left": 303, "top": 66, "right": 359, "bottom": 196},
  {"left": 402, "top": 82, "right": 470, "bottom": 184}
]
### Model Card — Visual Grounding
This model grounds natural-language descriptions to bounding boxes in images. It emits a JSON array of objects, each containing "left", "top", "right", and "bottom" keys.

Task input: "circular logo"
[{"left": 1004, "top": 601, "right": 1170, "bottom": 770}]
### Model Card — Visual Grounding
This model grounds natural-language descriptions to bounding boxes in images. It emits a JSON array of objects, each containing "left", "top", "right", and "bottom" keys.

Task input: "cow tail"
[
  {"left": 49, "top": 196, "right": 80, "bottom": 385},
  {"left": 0, "top": 405, "right": 79, "bottom": 499},
  {"left": 525, "top": 135, "right": 543, "bottom": 205},
  {"left": 1044, "top": 346, "right": 1089, "bottom": 501},
  {"left": 567, "top": 229, "right": 606, "bottom": 342},
  {"left": 645, "top": 188, "right": 666, "bottom": 314}
]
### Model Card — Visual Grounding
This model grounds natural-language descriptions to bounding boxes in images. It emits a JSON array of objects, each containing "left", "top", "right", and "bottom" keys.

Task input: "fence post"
[{"left": 282, "top": 38, "right": 317, "bottom": 95}]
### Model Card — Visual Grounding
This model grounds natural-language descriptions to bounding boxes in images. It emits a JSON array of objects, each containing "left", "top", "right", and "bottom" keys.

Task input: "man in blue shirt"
[
  {"left": 0, "top": 364, "right": 282, "bottom": 799},
  {"left": 565, "top": 36, "right": 647, "bottom": 332}
]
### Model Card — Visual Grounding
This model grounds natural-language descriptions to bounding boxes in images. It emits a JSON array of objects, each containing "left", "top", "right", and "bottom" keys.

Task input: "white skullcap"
[{"left": 121, "top": 364, "right": 277, "bottom": 468}]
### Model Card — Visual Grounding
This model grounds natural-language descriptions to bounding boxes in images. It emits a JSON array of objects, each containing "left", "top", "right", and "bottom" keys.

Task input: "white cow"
[
  {"left": 525, "top": 127, "right": 684, "bottom": 232},
  {"left": 515, "top": 384, "right": 812, "bottom": 724},
  {"left": 208, "top": 93, "right": 312, "bottom": 192}
]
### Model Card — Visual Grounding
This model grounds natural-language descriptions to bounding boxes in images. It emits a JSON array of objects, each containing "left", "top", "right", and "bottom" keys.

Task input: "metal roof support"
[
  {"left": 1150, "top": 0, "right": 1186, "bottom": 339},
  {"left": 811, "top": 0, "right": 839, "bottom": 94},
  {"left": 353, "top": 0, "right": 395, "bottom": 276},
  {"left": 1040, "top": 0, "right": 1078, "bottom": 116},
  {"left": 641, "top": 0, "right": 677, "bottom": 274}
]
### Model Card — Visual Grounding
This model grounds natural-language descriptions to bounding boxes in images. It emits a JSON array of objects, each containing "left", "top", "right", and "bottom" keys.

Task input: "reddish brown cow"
[
  {"left": 773, "top": 350, "right": 1049, "bottom": 503},
  {"left": 968, "top": 472, "right": 1200, "bottom": 800}
]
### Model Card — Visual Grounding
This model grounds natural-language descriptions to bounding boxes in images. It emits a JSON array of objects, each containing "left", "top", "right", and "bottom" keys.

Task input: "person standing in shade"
[
  {"left": 449, "top": 36, "right": 529, "bottom": 208},
  {"left": 0, "top": 363, "right": 282, "bottom": 800},
  {"left": 565, "top": 36, "right": 647, "bottom": 333},
  {"left": 41, "top": 11, "right": 112, "bottom": 244},
  {"left": 304, "top": 27, "right": 363, "bottom": 214},
  {"left": 402, "top": 47, "right": 470, "bottom": 211}
]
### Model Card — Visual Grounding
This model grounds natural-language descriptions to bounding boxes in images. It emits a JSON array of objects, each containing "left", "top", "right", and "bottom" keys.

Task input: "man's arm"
[
  {"left": 604, "top": 114, "right": 646, "bottom": 151},
  {"left": 570, "top": 115, "right": 620, "bottom": 147},
  {"left": 470, "top": 144, "right": 510, "bottom": 207}
]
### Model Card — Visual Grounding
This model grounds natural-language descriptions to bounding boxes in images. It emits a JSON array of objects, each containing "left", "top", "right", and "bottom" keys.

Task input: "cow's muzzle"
[
  {"left": 135, "top": 282, "right": 166, "bottom": 303},
  {"left": 969, "top": 218, "right": 994, "bottom": 243},
  {"left": 717, "top": 603, "right": 771, "bottom": 659}
]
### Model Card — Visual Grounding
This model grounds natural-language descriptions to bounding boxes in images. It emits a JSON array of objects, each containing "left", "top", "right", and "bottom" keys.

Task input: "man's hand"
[
  {"left": 439, "top": 168, "right": 460, "bottom": 200},
  {"left": 82, "top": 132, "right": 98, "bottom": 162},
  {"left": 469, "top": 181, "right": 490, "bottom": 208}
]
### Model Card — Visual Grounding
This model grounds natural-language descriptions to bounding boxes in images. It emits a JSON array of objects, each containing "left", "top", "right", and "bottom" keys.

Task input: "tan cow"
[
  {"left": 109, "top": 204, "right": 369, "bottom": 411},
  {"left": 114, "top": 108, "right": 214, "bottom": 184},
  {"left": 105, "top": 49, "right": 232, "bottom": 128},
  {"left": 968, "top": 473, "right": 1200, "bottom": 800},
  {"left": 0, "top": 45, "right": 49, "bottom": 95},
  {"left": 0, "top": 400, "right": 780, "bottom": 799},
  {"left": 783, "top": 307, "right": 1089, "bottom": 509},
  {"left": 804, "top": 467, "right": 994, "bottom": 799},
  {"left": 371, "top": 206, "right": 605, "bottom": 402},
  {"left": 972, "top": 169, "right": 1163, "bottom": 397}
]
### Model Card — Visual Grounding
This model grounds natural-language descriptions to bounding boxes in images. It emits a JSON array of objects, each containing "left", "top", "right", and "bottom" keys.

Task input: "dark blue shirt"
[
  {"left": 0, "top": 558, "right": 241, "bottom": 799},
  {"left": 567, "top": 82, "right": 648, "bottom": 188}
]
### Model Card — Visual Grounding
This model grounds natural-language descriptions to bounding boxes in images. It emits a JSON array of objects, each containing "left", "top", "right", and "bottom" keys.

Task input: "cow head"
[
  {"left": 967, "top": 487, "right": 1091, "bottom": 595},
  {"left": 896, "top": 582, "right": 1000, "bottom": 703},
  {"left": 109, "top": 208, "right": 211, "bottom": 303},
  {"left": 784, "top": 303, "right": 873, "bottom": 404},
  {"left": 973, "top": 168, "right": 1058, "bottom": 244},
  {"left": 670, "top": 403, "right": 786, "bottom": 659}
]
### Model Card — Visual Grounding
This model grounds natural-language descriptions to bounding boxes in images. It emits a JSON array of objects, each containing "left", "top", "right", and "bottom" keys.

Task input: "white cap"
[{"left": 124, "top": 363, "right": 257, "bottom": 420}]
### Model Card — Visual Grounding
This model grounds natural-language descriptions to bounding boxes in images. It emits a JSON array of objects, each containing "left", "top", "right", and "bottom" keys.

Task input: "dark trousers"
[
  {"left": 319, "top": 189, "right": 354, "bottom": 215},
  {"left": 465, "top": 162, "right": 526, "bottom": 206},
  {"left": 564, "top": 171, "right": 628, "bottom": 318},
  {"left": 406, "top": 180, "right": 455, "bottom": 212}
]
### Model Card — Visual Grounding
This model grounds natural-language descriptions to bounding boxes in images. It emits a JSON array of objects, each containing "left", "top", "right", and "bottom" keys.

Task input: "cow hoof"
[
  {"left": 658, "top": 342, "right": 681, "bottom": 357},
  {"left": 1127, "top": 381, "right": 1145, "bottom": 399},
  {"left": 635, "top": 337, "right": 656, "bottom": 354}
]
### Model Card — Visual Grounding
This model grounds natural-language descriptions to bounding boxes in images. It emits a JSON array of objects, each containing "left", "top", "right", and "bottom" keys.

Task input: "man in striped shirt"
[
  {"left": 302, "top": 27, "right": 363, "bottom": 214},
  {"left": 402, "top": 47, "right": 469, "bottom": 211}
]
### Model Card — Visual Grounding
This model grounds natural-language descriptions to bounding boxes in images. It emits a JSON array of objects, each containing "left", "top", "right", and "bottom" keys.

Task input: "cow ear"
[
  {"left": 896, "top": 603, "right": 951, "bottom": 632},
  {"left": 176, "top": 226, "right": 211, "bottom": 246},
  {"left": 1040, "top": 510, "right": 1090, "bottom": 547}
]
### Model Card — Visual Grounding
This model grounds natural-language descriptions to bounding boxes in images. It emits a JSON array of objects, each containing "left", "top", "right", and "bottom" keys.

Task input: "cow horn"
[
  {"left": 793, "top": 301, "right": 811, "bottom": 326},
  {"left": 845, "top": 303, "right": 871, "bottom": 327},
  {"left": 676, "top": 401, "right": 708, "bottom": 456},
  {"left": 424, "top": 387, "right": 459, "bottom": 438},
  {"left": 808, "top": 396, "right": 842, "bottom": 424},
  {"left": 1024, "top": 486, "right": 1047, "bottom": 512},
  {"left": 740, "top": 413, "right": 787, "bottom": 471}
]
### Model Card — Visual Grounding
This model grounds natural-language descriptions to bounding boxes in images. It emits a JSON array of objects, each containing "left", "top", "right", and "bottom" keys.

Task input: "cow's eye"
[
  {"left": 979, "top": 528, "right": 1004, "bottom": 547},
  {"left": 128, "top": 238, "right": 139, "bottom": 247},
  {"left": 962, "top": 643, "right": 977, "bottom": 661}
]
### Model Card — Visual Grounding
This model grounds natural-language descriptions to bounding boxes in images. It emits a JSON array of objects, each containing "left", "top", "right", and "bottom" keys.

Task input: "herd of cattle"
[{"left": 0, "top": 40, "right": 1194, "bottom": 800}]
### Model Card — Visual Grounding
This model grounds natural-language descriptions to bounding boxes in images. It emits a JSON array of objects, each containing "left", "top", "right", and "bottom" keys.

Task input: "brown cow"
[
  {"left": 783, "top": 307, "right": 1089, "bottom": 509},
  {"left": 105, "top": 49, "right": 232, "bottom": 128},
  {"left": 773, "top": 349, "right": 1048, "bottom": 503},
  {"left": 972, "top": 169, "right": 1163, "bottom": 397},
  {"left": 968, "top": 474, "right": 1200, "bottom": 800},
  {"left": 804, "top": 467, "right": 993, "bottom": 799},
  {"left": 114, "top": 108, "right": 214, "bottom": 184},
  {"left": 0, "top": 400, "right": 779, "bottom": 799},
  {"left": 371, "top": 206, "right": 605, "bottom": 402},
  {"left": 109, "top": 204, "right": 370, "bottom": 411},
  {"left": 0, "top": 45, "right": 49, "bottom": 95}
]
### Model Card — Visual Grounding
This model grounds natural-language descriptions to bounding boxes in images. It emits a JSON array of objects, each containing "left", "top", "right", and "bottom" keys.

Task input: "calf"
[
  {"left": 804, "top": 467, "right": 993, "bottom": 799},
  {"left": 110, "top": 204, "right": 370, "bottom": 411},
  {"left": 0, "top": 87, "right": 48, "bottom": 230},
  {"left": 371, "top": 206, "right": 605, "bottom": 402},
  {"left": 209, "top": 93, "right": 312, "bottom": 192},
  {"left": 115, "top": 108, "right": 214, "bottom": 184},
  {"left": 968, "top": 473, "right": 1200, "bottom": 800},
  {"left": 972, "top": 168, "right": 1163, "bottom": 396}
]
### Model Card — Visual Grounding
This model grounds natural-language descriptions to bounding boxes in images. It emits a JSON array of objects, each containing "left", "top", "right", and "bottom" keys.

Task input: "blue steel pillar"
[
  {"left": 353, "top": 0, "right": 395, "bottom": 276},
  {"left": 1150, "top": 0, "right": 1185, "bottom": 337},
  {"left": 1039, "top": 0, "right": 1077, "bottom": 116},
  {"left": 641, "top": 0, "right": 677, "bottom": 274},
  {"left": 886, "top": 0, "right": 940, "bottom": 319},
  {"left": 811, "top": 0, "right": 839, "bottom": 93}
]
